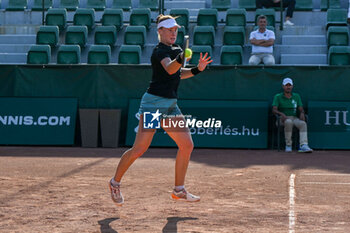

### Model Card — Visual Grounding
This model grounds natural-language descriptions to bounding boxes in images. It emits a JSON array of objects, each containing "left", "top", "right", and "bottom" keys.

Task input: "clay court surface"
[{"left": 0, "top": 147, "right": 350, "bottom": 233}]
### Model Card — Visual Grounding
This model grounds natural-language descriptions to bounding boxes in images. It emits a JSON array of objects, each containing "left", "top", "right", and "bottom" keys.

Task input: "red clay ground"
[{"left": 0, "top": 147, "right": 349, "bottom": 233}]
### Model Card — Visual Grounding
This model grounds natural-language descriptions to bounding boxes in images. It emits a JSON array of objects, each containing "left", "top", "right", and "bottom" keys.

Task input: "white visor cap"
[
  {"left": 157, "top": 18, "right": 180, "bottom": 29},
  {"left": 282, "top": 78, "right": 293, "bottom": 86}
]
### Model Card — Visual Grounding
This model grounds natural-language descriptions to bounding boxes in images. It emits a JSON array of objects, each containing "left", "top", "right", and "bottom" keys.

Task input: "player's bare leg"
[
  {"left": 162, "top": 116, "right": 200, "bottom": 202},
  {"left": 109, "top": 115, "right": 156, "bottom": 206},
  {"left": 114, "top": 115, "right": 156, "bottom": 182}
]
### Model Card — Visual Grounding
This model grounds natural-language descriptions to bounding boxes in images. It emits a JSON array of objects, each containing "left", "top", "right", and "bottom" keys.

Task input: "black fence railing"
[
  {"left": 280, "top": 0, "right": 283, "bottom": 31},
  {"left": 42, "top": 0, "right": 45, "bottom": 25}
]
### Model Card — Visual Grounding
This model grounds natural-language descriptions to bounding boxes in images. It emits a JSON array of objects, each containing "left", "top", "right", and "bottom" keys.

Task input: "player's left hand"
[
  {"left": 197, "top": 52, "right": 213, "bottom": 71},
  {"left": 299, "top": 112, "right": 305, "bottom": 121}
]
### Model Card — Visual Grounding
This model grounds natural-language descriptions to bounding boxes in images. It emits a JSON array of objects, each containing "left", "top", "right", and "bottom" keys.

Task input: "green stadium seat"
[
  {"left": 59, "top": 0, "right": 79, "bottom": 11},
  {"left": 130, "top": 8, "right": 151, "bottom": 29},
  {"left": 45, "top": 8, "right": 67, "bottom": 31},
  {"left": 27, "top": 45, "right": 51, "bottom": 64},
  {"left": 220, "top": 45, "right": 243, "bottom": 65},
  {"left": 88, "top": 45, "right": 111, "bottom": 64},
  {"left": 212, "top": 0, "right": 231, "bottom": 11},
  {"left": 328, "top": 46, "right": 350, "bottom": 65},
  {"left": 139, "top": 0, "right": 159, "bottom": 11},
  {"left": 102, "top": 8, "right": 123, "bottom": 31},
  {"left": 190, "top": 45, "right": 212, "bottom": 65},
  {"left": 327, "top": 26, "right": 349, "bottom": 47},
  {"left": 238, "top": 0, "right": 255, "bottom": 11},
  {"left": 118, "top": 45, "right": 142, "bottom": 64},
  {"left": 36, "top": 26, "right": 59, "bottom": 47},
  {"left": 193, "top": 26, "right": 215, "bottom": 47},
  {"left": 226, "top": 8, "right": 246, "bottom": 27},
  {"left": 223, "top": 26, "right": 245, "bottom": 46},
  {"left": 94, "top": 26, "right": 117, "bottom": 46},
  {"left": 32, "top": 0, "right": 52, "bottom": 11},
  {"left": 326, "top": 9, "right": 348, "bottom": 29},
  {"left": 65, "top": 26, "right": 88, "bottom": 48},
  {"left": 295, "top": 0, "right": 313, "bottom": 11},
  {"left": 57, "top": 45, "right": 81, "bottom": 64},
  {"left": 197, "top": 8, "right": 218, "bottom": 29},
  {"left": 170, "top": 8, "right": 189, "bottom": 30},
  {"left": 6, "top": 0, "right": 27, "bottom": 11},
  {"left": 175, "top": 26, "right": 185, "bottom": 46},
  {"left": 255, "top": 8, "right": 275, "bottom": 28},
  {"left": 73, "top": 8, "right": 96, "bottom": 31},
  {"left": 112, "top": 0, "right": 131, "bottom": 11},
  {"left": 124, "top": 26, "right": 146, "bottom": 47},
  {"left": 321, "top": 0, "right": 340, "bottom": 11},
  {"left": 86, "top": 0, "right": 105, "bottom": 11}
]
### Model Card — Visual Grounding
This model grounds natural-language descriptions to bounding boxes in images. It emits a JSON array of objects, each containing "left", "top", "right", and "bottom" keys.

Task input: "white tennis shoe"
[
  {"left": 298, "top": 144, "right": 313, "bottom": 153},
  {"left": 172, "top": 188, "right": 200, "bottom": 202},
  {"left": 285, "top": 145, "right": 292, "bottom": 152},
  {"left": 109, "top": 179, "right": 124, "bottom": 206},
  {"left": 284, "top": 20, "right": 294, "bottom": 26}
]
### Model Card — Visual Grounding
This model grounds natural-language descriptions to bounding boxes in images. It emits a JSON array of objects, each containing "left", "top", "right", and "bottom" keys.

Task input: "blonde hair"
[
  {"left": 156, "top": 14, "right": 179, "bottom": 41},
  {"left": 156, "top": 14, "right": 177, "bottom": 25}
]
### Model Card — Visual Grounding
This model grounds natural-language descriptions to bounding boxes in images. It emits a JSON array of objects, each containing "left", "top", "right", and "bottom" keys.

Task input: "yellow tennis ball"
[{"left": 184, "top": 48, "right": 192, "bottom": 58}]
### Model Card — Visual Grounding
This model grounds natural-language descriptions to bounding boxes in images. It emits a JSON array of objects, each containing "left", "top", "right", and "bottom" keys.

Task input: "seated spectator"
[
  {"left": 249, "top": 15, "right": 275, "bottom": 65},
  {"left": 256, "top": 0, "right": 296, "bottom": 26},
  {"left": 272, "top": 77, "right": 313, "bottom": 153},
  {"left": 348, "top": 1, "right": 350, "bottom": 24}
]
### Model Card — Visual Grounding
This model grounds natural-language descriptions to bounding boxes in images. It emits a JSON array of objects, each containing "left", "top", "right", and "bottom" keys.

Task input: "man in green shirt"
[{"left": 272, "top": 78, "right": 313, "bottom": 153}]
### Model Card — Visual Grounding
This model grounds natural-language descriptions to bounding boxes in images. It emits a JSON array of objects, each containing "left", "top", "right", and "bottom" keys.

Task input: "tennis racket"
[{"left": 182, "top": 35, "right": 189, "bottom": 67}]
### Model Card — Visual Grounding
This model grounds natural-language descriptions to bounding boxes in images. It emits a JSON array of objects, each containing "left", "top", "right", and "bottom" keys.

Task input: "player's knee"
[
  {"left": 284, "top": 119, "right": 293, "bottom": 125},
  {"left": 178, "top": 140, "right": 194, "bottom": 153},
  {"left": 249, "top": 57, "right": 259, "bottom": 65},
  {"left": 264, "top": 58, "right": 275, "bottom": 65}
]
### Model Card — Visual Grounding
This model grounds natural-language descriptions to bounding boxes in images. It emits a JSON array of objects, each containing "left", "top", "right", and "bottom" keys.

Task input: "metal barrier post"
[
  {"left": 42, "top": 0, "right": 45, "bottom": 25},
  {"left": 159, "top": 0, "right": 165, "bottom": 15},
  {"left": 280, "top": 0, "right": 283, "bottom": 31}
]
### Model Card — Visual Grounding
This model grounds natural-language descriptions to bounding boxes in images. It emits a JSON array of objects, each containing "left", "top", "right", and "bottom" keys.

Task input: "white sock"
[
  {"left": 111, "top": 178, "right": 121, "bottom": 186},
  {"left": 175, "top": 185, "right": 184, "bottom": 191}
]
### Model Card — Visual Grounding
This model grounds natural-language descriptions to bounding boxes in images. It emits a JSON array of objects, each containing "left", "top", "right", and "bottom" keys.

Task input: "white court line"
[
  {"left": 301, "top": 182, "right": 350, "bottom": 185},
  {"left": 289, "top": 173, "right": 296, "bottom": 233},
  {"left": 301, "top": 173, "right": 350, "bottom": 176}
]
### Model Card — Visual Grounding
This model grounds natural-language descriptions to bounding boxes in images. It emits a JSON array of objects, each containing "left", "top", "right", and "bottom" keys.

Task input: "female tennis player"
[{"left": 109, "top": 14, "right": 212, "bottom": 205}]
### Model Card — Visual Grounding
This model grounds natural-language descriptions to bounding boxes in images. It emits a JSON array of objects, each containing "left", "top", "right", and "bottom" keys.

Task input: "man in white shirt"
[{"left": 249, "top": 15, "right": 275, "bottom": 65}]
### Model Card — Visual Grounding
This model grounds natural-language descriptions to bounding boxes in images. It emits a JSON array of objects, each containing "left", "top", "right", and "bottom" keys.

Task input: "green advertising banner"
[
  {"left": 1, "top": 65, "right": 350, "bottom": 146},
  {"left": 308, "top": 101, "right": 350, "bottom": 149},
  {"left": 126, "top": 99, "right": 268, "bottom": 148},
  {"left": 0, "top": 97, "right": 78, "bottom": 145}
]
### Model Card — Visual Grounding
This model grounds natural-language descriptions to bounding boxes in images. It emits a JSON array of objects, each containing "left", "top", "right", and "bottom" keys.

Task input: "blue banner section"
[
  {"left": 126, "top": 99, "right": 269, "bottom": 148},
  {"left": 308, "top": 101, "right": 350, "bottom": 149},
  {"left": 0, "top": 97, "right": 78, "bottom": 145}
]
